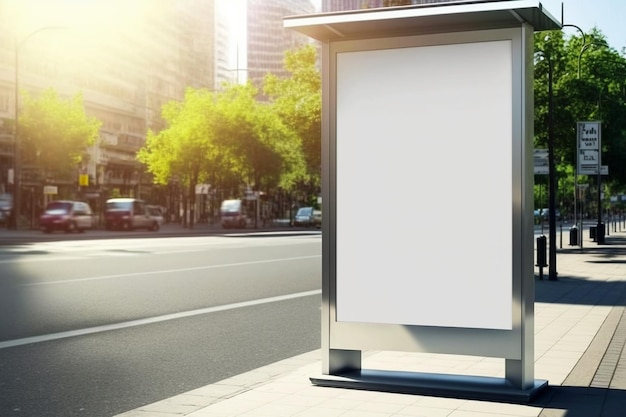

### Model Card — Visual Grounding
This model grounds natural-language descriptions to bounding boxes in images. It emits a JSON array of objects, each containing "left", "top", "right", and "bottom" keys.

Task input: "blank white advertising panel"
[{"left": 336, "top": 40, "right": 513, "bottom": 330}]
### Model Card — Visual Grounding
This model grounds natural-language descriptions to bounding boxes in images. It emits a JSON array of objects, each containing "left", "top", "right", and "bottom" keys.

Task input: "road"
[{"left": 0, "top": 233, "right": 322, "bottom": 417}]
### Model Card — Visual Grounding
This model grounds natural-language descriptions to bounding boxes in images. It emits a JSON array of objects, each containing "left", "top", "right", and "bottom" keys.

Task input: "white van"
[
  {"left": 220, "top": 199, "right": 247, "bottom": 229},
  {"left": 104, "top": 198, "right": 160, "bottom": 231}
]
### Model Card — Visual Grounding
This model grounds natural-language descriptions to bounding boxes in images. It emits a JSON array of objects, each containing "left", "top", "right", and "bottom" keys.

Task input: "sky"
[{"left": 536, "top": 0, "right": 626, "bottom": 51}]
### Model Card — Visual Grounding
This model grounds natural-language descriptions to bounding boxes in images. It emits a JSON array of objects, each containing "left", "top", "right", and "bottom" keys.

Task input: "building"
[
  {"left": 246, "top": 0, "right": 316, "bottom": 92},
  {"left": 0, "top": 0, "right": 232, "bottom": 226},
  {"left": 0, "top": 0, "right": 323, "bottom": 227}
]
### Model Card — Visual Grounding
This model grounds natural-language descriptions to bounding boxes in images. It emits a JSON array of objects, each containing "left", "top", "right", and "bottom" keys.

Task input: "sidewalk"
[{"left": 111, "top": 229, "right": 624, "bottom": 417}]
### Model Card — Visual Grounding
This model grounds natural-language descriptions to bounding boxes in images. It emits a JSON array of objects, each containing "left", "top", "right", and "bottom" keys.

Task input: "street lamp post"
[
  {"left": 535, "top": 47, "right": 557, "bottom": 280},
  {"left": 545, "top": 53, "right": 557, "bottom": 280},
  {"left": 9, "top": 26, "right": 66, "bottom": 230},
  {"left": 10, "top": 37, "right": 20, "bottom": 230},
  {"left": 561, "top": 25, "right": 586, "bottom": 246},
  {"left": 577, "top": 40, "right": 609, "bottom": 245}
]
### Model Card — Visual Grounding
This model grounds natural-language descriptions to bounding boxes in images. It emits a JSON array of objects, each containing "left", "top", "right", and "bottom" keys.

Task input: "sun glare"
[{"left": 11, "top": 0, "right": 245, "bottom": 75}]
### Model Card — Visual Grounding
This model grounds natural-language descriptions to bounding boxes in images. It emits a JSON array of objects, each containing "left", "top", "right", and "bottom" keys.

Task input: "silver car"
[
  {"left": 39, "top": 200, "right": 93, "bottom": 233},
  {"left": 105, "top": 198, "right": 160, "bottom": 231}
]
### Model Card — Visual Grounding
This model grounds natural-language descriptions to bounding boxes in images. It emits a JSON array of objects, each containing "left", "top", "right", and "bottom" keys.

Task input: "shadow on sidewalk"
[
  {"left": 558, "top": 235, "right": 626, "bottom": 259},
  {"left": 535, "top": 232, "right": 626, "bottom": 307},
  {"left": 535, "top": 278, "right": 626, "bottom": 307},
  {"left": 532, "top": 385, "right": 626, "bottom": 417}
]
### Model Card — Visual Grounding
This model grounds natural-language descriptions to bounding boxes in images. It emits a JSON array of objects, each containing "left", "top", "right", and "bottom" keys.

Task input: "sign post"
[{"left": 577, "top": 121, "right": 603, "bottom": 243}]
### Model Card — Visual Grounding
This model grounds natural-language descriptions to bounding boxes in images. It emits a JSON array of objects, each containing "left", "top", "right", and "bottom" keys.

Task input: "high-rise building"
[{"left": 246, "top": 0, "right": 316, "bottom": 92}]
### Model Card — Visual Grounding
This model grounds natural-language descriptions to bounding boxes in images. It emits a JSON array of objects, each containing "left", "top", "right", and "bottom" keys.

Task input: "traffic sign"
[
  {"left": 533, "top": 149, "right": 548, "bottom": 175},
  {"left": 576, "top": 121, "right": 601, "bottom": 176},
  {"left": 577, "top": 121, "right": 600, "bottom": 150}
]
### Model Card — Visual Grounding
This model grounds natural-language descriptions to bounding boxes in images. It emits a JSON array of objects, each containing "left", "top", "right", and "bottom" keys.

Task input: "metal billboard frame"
[{"left": 286, "top": 0, "right": 560, "bottom": 402}]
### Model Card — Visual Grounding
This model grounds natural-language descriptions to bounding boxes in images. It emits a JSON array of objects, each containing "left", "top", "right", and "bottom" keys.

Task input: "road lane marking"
[
  {"left": 0, "top": 289, "right": 321, "bottom": 349},
  {"left": 0, "top": 235, "right": 319, "bottom": 261},
  {"left": 18, "top": 255, "right": 321, "bottom": 287}
]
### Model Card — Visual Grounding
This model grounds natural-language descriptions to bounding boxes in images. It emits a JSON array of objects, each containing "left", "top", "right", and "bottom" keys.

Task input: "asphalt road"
[{"left": 0, "top": 233, "right": 322, "bottom": 417}]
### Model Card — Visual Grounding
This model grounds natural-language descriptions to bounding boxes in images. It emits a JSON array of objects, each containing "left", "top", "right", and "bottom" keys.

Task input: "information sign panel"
[
  {"left": 534, "top": 149, "right": 548, "bottom": 175},
  {"left": 578, "top": 122, "right": 600, "bottom": 150},
  {"left": 577, "top": 121, "right": 601, "bottom": 175}
]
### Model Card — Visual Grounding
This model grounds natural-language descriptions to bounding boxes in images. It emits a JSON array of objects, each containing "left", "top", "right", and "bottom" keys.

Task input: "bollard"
[
  {"left": 569, "top": 225, "right": 578, "bottom": 246},
  {"left": 590, "top": 226, "right": 596, "bottom": 241},
  {"left": 597, "top": 223, "right": 605, "bottom": 244},
  {"left": 536, "top": 235, "right": 547, "bottom": 280}
]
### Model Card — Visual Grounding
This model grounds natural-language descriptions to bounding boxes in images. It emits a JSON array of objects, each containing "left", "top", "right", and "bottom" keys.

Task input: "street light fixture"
[
  {"left": 578, "top": 41, "right": 609, "bottom": 79},
  {"left": 9, "top": 26, "right": 66, "bottom": 230}
]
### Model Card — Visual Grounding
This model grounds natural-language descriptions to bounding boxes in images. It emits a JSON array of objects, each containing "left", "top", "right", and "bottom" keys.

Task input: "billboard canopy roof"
[{"left": 284, "top": 0, "right": 561, "bottom": 41}]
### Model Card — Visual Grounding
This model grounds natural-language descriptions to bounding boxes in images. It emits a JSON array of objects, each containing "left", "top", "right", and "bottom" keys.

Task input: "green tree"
[
  {"left": 214, "top": 82, "right": 306, "bottom": 193},
  {"left": 264, "top": 44, "right": 321, "bottom": 201},
  {"left": 138, "top": 87, "right": 219, "bottom": 228},
  {"left": 19, "top": 88, "right": 101, "bottom": 181},
  {"left": 534, "top": 29, "right": 626, "bottom": 215},
  {"left": 138, "top": 83, "right": 306, "bottom": 227}
]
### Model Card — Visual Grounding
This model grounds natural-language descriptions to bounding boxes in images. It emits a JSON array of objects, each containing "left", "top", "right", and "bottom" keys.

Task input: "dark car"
[
  {"left": 104, "top": 198, "right": 160, "bottom": 231},
  {"left": 0, "top": 193, "right": 11, "bottom": 225},
  {"left": 293, "top": 207, "right": 315, "bottom": 227},
  {"left": 535, "top": 208, "right": 562, "bottom": 221},
  {"left": 39, "top": 200, "right": 94, "bottom": 233}
]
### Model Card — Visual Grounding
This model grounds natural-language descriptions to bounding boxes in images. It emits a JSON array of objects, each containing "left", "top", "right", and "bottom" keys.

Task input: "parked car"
[
  {"left": 104, "top": 198, "right": 160, "bottom": 231},
  {"left": 220, "top": 199, "right": 248, "bottom": 229},
  {"left": 535, "top": 208, "right": 562, "bottom": 221},
  {"left": 293, "top": 207, "right": 315, "bottom": 227},
  {"left": 0, "top": 193, "right": 11, "bottom": 225},
  {"left": 147, "top": 205, "right": 164, "bottom": 229},
  {"left": 39, "top": 200, "right": 94, "bottom": 233},
  {"left": 312, "top": 210, "right": 322, "bottom": 229}
]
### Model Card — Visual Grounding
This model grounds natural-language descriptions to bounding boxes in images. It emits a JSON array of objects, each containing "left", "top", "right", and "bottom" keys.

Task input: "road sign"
[
  {"left": 534, "top": 149, "right": 548, "bottom": 175},
  {"left": 577, "top": 121, "right": 600, "bottom": 150},
  {"left": 195, "top": 184, "right": 210, "bottom": 194},
  {"left": 43, "top": 185, "right": 58, "bottom": 195},
  {"left": 577, "top": 121, "right": 601, "bottom": 176},
  {"left": 578, "top": 149, "right": 599, "bottom": 175}
]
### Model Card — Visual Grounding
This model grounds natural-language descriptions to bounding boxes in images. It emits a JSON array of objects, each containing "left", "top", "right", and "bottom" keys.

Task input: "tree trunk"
[{"left": 188, "top": 181, "right": 195, "bottom": 229}]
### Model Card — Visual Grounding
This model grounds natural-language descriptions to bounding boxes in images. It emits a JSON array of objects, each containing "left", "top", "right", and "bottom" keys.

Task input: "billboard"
[{"left": 335, "top": 39, "right": 513, "bottom": 330}]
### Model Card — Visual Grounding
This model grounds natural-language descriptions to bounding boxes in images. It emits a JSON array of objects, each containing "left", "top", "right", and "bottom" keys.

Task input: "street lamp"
[
  {"left": 9, "top": 26, "right": 66, "bottom": 230},
  {"left": 535, "top": 45, "right": 557, "bottom": 280},
  {"left": 578, "top": 41, "right": 608, "bottom": 79}
]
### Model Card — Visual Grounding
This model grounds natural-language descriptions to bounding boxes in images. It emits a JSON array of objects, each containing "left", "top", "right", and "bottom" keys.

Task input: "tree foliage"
[
  {"left": 137, "top": 82, "right": 307, "bottom": 227},
  {"left": 264, "top": 44, "right": 322, "bottom": 193},
  {"left": 534, "top": 28, "right": 626, "bottom": 214},
  {"left": 138, "top": 87, "right": 219, "bottom": 227},
  {"left": 19, "top": 88, "right": 101, "bottom": 180},
  {"left": 213, "top": 82, "right": 306, "bottom": 191}
]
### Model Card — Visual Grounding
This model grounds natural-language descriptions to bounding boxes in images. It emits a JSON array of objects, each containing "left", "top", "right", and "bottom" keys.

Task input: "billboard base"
[{"left": 311, "top": 370, "right": 548, "bottom": 403}]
